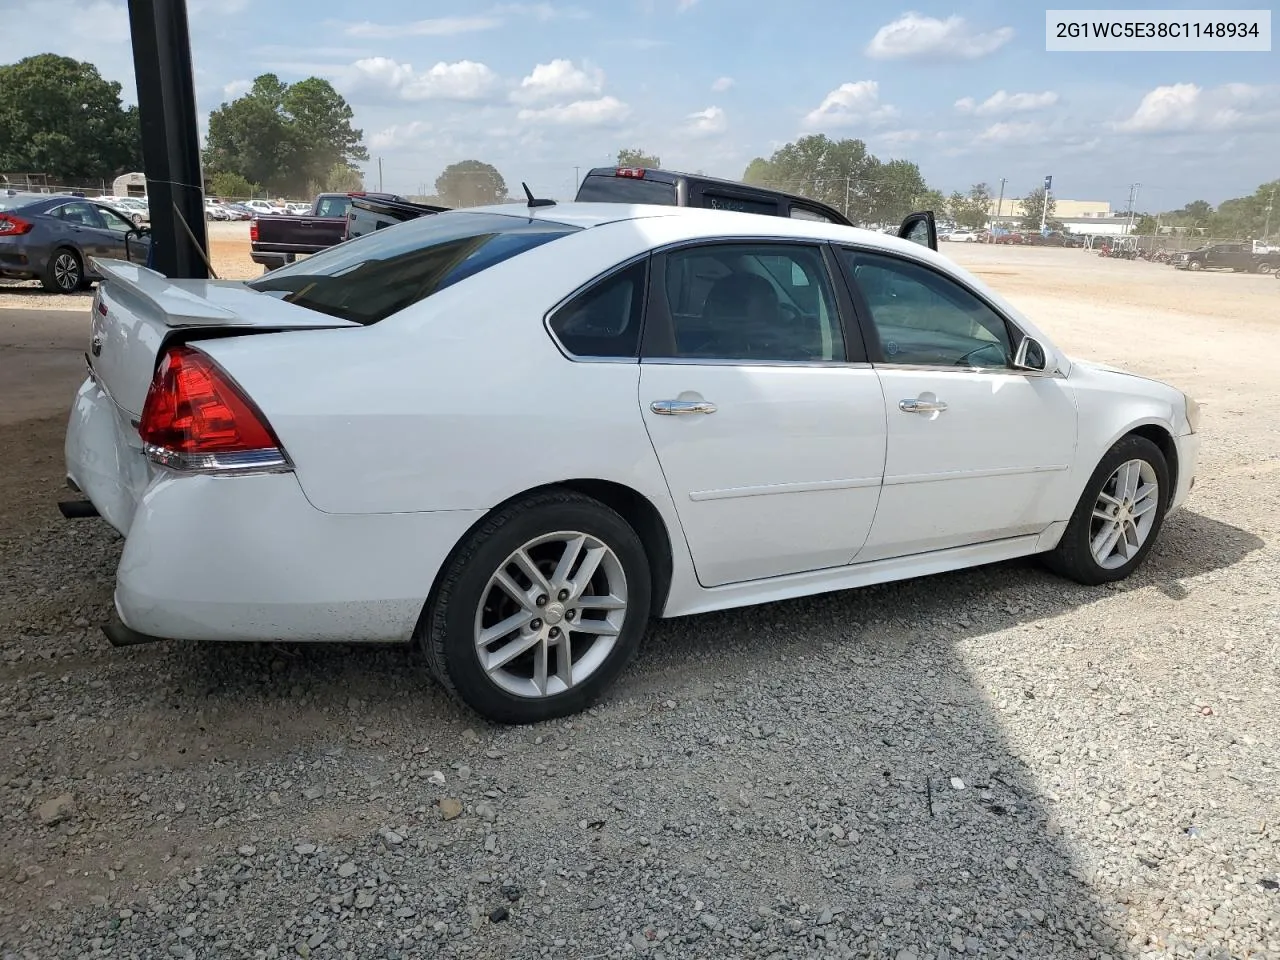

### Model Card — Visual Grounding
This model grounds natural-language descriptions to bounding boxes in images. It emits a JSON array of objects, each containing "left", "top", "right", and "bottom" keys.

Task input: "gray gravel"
[{"left": 2, "top": 256, "right": 1280, "bottom": 958}]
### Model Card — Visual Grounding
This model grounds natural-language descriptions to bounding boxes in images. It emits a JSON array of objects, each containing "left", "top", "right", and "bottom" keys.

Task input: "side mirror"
[{"left": 1012, "top": 336, "right": 1048, "bottom": 372}]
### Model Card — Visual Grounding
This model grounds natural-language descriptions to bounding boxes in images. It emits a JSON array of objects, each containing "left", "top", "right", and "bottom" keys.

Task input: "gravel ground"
[{"left": 1, "top": 246, "right": 1278, "bottom": 959}]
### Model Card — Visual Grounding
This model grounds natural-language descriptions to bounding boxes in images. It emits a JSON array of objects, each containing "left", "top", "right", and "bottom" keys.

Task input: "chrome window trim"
[
  {"left": 642, "top": 357, "right": 874, "bottom": 370},
  {"left": 870, "top": 361, "right": 1066, "bottom": 379}
]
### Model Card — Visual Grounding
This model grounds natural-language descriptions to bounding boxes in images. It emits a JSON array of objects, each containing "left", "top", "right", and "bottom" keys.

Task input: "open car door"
[{"left": 898, "top": 211, "right": 937, "bottom": 251}]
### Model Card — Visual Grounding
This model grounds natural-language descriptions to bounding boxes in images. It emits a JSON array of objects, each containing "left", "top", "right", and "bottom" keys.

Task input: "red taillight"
[
  {"left": 615, "top": 167, "right": 646, "bottom": 179},
  {"left": 0, "top": 214, "right": 34, "bottom": 236},
  {"left": 139, "top": 346, "right": 287, "bottom": 471},
  {"left": 249, "top": 218, "right": 259, "bottom": 242}
]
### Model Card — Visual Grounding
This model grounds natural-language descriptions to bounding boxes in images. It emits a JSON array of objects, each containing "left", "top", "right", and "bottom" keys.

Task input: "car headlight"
[{"left": 1183, "top": 393, "right": 1201, "bottom": 434}]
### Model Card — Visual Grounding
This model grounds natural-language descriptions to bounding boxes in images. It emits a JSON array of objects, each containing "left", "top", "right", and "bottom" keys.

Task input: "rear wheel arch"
[{"left": 420, "top": 479, "right": 675, "bottom": 630}]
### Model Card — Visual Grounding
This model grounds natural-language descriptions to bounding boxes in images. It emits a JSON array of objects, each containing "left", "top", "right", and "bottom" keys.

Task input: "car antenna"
[{"left": 522, "top": 182, "right": 556, "bottom": 209}]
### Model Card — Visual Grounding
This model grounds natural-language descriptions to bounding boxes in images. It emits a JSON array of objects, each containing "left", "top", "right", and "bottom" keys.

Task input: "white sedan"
[
  {"left": 65, "top": 203, "right": 1200, "bottom": 723},
  {"left": 946, "top": 230, "right": 981, "bottom": 242}
]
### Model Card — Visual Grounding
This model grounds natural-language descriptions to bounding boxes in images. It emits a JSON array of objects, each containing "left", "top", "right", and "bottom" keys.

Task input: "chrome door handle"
[
  {"left": 651, "top": 399, "right": 717, "bottom": 416},
  {"left": 899, "top": 398, "right": 948, "bottom": 414}
]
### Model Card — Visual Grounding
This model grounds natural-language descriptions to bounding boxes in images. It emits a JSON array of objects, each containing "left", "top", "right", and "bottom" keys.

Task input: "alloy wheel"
[
  {"left": 53, "top": 253, "right": 80, "bottom": 292},
  {"left": 1090, "top": 459, "right": 1160, "bottom": 569},
  {"left": 473, "top": 531, "right": 628, "bottom": 698}
]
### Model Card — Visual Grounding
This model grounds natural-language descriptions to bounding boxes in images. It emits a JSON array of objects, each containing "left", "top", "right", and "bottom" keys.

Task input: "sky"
[{"left": 3, "top": 0, "right": 1277, "bottom": 209}]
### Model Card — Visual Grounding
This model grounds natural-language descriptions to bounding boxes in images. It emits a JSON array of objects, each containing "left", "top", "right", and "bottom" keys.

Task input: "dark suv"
[{"left": 575, "top": 167, "right": 853, "bottom": 226}]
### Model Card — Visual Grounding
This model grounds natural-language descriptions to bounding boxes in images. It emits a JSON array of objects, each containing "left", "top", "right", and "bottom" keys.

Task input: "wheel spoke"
[
  {"left": 1120, "top": 462, "right": 1141, "bottom": 501},
  {"left": 478, "top": 609, "right": 535, "bottom": 648},
  {"left": 1096, "top": 490, "right": 1122, "bottom": 509},
  {"left": 567, "top": 618, "right": 620, "bottom": 638},
  {"left": 532, "top": 639, "right": 549, "bottom": 695},
  {"left": 577, "top": 594, "right": 627, "bottom": 612},
  {"left": 492, "top": 570, "right": 536, "bottom": 611},
  {"left": 485, "top": 631, "right": 542, "bottom": 671},
  {"left": 554, "top": 635, "right": 573, "bottom": 689},
  {"left": 1131, "top": 496, "right": 1158, "bottom": 519},
  {"left": 511, "top": 548, "right": 553, "bottom": 596},
  {"left": 550, "top": 535, "right": 585, "bottom": 589},
  {"left": 1092, "top": 507, "right": 1114, "bottom": 521},
  {"left": 1092, "top": 521, "right": 1122, "bottom": 562},
  {"left": 567, "top": 546, "right": 607, "bottom": 599}
]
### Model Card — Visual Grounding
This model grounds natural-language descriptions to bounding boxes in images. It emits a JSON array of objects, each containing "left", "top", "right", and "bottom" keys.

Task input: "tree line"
[{"left": 3, "top": 55, "right": 1273, "bottom": 240}]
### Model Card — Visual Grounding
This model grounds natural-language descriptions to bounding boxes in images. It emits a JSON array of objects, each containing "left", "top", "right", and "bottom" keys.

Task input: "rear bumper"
[
  {"left": 250, "top": 252, "right": 292, "bottom": 270},
  {"left": 115, "top": 472, "right": 484, "bottom": 642}
]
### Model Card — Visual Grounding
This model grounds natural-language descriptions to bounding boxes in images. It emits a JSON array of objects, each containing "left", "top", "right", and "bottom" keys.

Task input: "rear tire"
[
  {"left": 419, "top": 489, "right": 651, "bottom": 724},
  {"left": 1188, "top": 260, "right": 1203, "bottom": 271},
  {"left": 41, "top": 248, "right": 82, "bottom": 293},
  {"left": 1044, "top": 435, "right": 1170, "bottom": 586}
]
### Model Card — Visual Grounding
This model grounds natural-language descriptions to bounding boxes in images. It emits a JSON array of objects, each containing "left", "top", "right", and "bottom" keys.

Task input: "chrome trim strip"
[
  {"left": 689, "top": 476, "right": 881, "bottom": 502},
  {"left": 883, "top": 463, "right": 1070, "bottom": 487},
  {"left": 873, "top": 362, "right": 1066, "bottom": 379},
  {"left": 643, "top": 358, "right": 874, "bottom": 370},
  {"left": 143, "top": 445, "right": 293, "bottom": 474}
]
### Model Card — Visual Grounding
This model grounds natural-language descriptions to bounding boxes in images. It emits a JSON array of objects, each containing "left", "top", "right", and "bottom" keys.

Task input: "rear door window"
[
  {"left": 575, "top": 174, "right": 677, "bottom": 206},
  {"left": 248, "top": 211, "right": 581, "bottom": 325},
  {"left": 549, "top": 260, "right": 648, "bottom": 359}
]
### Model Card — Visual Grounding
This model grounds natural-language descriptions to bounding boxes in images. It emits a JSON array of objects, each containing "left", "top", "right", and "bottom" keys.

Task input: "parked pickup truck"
[
  {"left": 250, "top": 193, "right": 354, "bottom": 271},
  {"left": 344, "top": 194, "right": 451, "bottom": 240},
  {"left": 1173, "top": 242, "right": 1259, "bottom": 272}
]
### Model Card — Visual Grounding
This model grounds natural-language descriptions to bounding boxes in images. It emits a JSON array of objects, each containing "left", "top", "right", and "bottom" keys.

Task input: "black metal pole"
[{"left": 127, "top": 0, "right": 208, "bottom": 279}]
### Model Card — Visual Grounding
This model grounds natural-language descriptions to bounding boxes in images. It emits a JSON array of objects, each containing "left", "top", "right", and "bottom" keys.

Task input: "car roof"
[{"left": 459, "top": 201, "right": 943, "bottom": 258}]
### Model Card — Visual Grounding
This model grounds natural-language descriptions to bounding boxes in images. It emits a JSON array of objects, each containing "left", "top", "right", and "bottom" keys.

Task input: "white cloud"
[
  {"left": 677, "top": 0, "right": 699, "bottom": 10},
  {"left": 685, "top": 106, "right": 727, "bottom": 136},
  {"left": 346, "top": 15, "right": 503, "bottom": 38},
  {"left": 369, "top": 121, "right": 432, "bottom": 151},
  {"left": 803, "top": 81, "right": 898, "bottom": 128},
  {"left": 493, "top": 3, "right": 589, "bottom": 19},
  {"left": 977, "top": 121, "right": 1044, "bottom": 144},
  {"left": 351, "top": 58, "right": 501, "bottom": 101},
  {"left": 711, "top": 76, "right": 735, "bottom": 93},
  {"left": 955, "top": 90, "right": 1059, "bottom": 114},
  {"left": 867, "top": 13, "right": 1013, "bottom": 60},
  {"left": 517, "top": 95, "right": 631, "bottom": 125},
  {"left": 511, "top": 59, "right": 604, "bottom": 104},
  {"left": 1113, "top": 82, "right": 1267, "bottom": 133},
  {"left": 222, "top": 79, "right": 252, "bottom": 99},
  {"left": 877, "top": 129, "right": 922, "bottom": 145}
]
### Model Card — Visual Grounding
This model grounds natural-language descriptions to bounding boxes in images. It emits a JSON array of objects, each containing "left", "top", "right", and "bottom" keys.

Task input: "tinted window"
[
  {"left": 842, "top": 250, "right": 1011, "bottom": 368},
  {"left": 96, "top": 205, "right": 134, "bottom": 233},
  {"left": 52, "top": 201, "right": 106, "bottom": 228},
  {"left": 248, "top": 212, "right": 581, "bottom": 325},
  {"left": 790, "top": 204, "right": 836, "bottom": 223},
  {"left": 315, "top": 196, "right": 351, "bottom": 218},
  {"left": 652, "top": 244, "right": 845, "bottom": 362},
  {"left": 575, "top": 174, "right": 677, "bottom": 205},
  {"left": 549, "top": 261, "right": 647, "bottom": 359},
  {"left": 701, "top": 192, "right": 778, "bottom": 216}
]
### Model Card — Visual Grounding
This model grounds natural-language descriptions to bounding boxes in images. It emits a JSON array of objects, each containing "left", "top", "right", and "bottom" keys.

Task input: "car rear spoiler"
[{"left": 90, "top": 258, "right": 239, "bottom": 326}]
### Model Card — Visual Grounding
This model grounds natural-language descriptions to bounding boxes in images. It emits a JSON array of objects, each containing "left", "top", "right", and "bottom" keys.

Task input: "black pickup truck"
[
  {"left": 1173, "top": 242, "right": 1264, "bottom": 272},
  {"left": 250, "top": 192, "right": 405, "bottom": 270}
]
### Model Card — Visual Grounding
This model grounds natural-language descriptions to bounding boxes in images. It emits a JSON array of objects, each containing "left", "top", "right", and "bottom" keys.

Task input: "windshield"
[{"left": 247, "top": 211, "right": 581, "bottom": 324}]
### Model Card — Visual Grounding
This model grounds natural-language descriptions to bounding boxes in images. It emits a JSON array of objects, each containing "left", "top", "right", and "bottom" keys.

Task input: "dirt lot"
[{"left": 1, "top": 237, "right": 1278, "bottom": 959}]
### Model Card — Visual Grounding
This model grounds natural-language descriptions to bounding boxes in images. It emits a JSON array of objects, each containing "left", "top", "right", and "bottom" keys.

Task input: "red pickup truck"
[{"left": 249, "top": 192, "right": 405, "bottom": 271}]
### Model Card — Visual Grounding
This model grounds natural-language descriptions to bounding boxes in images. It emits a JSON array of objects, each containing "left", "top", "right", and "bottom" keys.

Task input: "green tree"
[
  {"left": 1019, "top": 186, "right": 1057, "bottom": 231},
  {"left": 0, "top": 54, "right": 141, "bottom": 179},
  {"left": 917, "top": 188, "right": 947, "bottom": 215},
  {"left": 867, "top": 158, "right": 929, "bottom": 225},
  {"left": 1133, "top": 214, "right": 1158, "bottom": 234},
  {"left": 323, "top": 162, "right": 364, "bottom": 194},
  {"left": 616, "top": 148, "right": 660, "bottom": 168},
  {"left": 208, "top": 171, "right": 257, "bottom": 199},
  {"left": 949, "top": 182, "right": 994, "bottom": 231},
  {"left": 740, "top": 135, "right": 883, "bottom": 223},
  {"left": 203, "top": 74, "right": 366, "bottom": 197},
  {"left": 435, "top": 160, "right": 508, "bottom": 208}
]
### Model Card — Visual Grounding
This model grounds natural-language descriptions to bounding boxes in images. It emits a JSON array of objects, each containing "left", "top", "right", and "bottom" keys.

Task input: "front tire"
[
  {"left": 1188, "top": 260, "right": 1203, "bottom": 271},
  {"left": 41, "top": 248, "right": 82, "bottom": 293},
  {"left": 419, "top": 489, "right": 652, "bottom": 724},
  {"left": 1045, "top": 435, "right": 1170, "bottom": 586}
]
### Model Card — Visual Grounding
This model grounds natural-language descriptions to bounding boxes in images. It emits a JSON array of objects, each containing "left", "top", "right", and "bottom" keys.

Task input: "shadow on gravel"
[{"left": 2, "top": 507, "right": 1264, "bottom": 957}]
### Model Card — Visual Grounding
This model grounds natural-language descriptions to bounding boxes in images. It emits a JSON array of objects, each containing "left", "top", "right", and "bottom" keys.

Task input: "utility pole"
[
  {"left": 377, "top": 157, "right": 384, "bottom": 193},
  {"left": 1125, "top": 182, "right": 1141, "bottom": 234},
  {"left": 994, "top": 177, "right": 1007, "bottom": 240},
  {"left": 574, "top": 166, "right": 580, "bottom": 192},
  {"left": 1264, "top": 186, "right": 1276, "bottom": 245},
  {"left": 1039, "top": 174, "right": 1052, "bottom": 234},
  {"left": 843, "top": 176, "right": 851, "bottom": 222}
]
